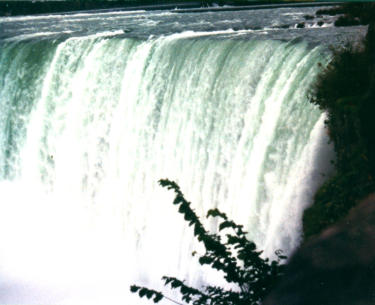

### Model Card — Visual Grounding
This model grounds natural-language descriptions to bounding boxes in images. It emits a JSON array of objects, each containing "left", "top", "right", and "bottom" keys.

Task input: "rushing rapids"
[{"left": 0, "top": 6, "right": 360, "bottom": 305}]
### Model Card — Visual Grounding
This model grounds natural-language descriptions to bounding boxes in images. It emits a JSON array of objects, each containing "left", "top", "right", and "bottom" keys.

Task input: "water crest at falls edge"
[{"left": 0, "top": 33, "right": 333, "bottom": 304}]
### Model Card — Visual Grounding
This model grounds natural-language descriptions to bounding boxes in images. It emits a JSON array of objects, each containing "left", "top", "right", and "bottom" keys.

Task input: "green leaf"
[
  {"left": 207, "top": 209, "right": 228, "bottom": 220},
  {"left": 219, "top": 220, "right": 236, "bottom": 231},
  {"left": 146, "top": 290, "right": 154, "bottom": 299},
  {"left": 173, "top": 195, "right": 183, "bottom": 205},
  {"left": 194, "top": 224, "right": 205, "bottom": 236},
  {"left": 178, "top": 202, "right": 189, "bottom": 213},
  {"left": 130, "top": 285, "right": 140, "bottom": 293},
  {"left": 199, "top": 256, "right": 213, "bottom": 265},
  {"left": 171, "top": 280, "right": 182, "bottom": 289},
  {"left": 153, "top": 293, "right": 163, "bottom": 303},
  {"left": 139, "top": 288, "right": 148, "bottom": 298}
]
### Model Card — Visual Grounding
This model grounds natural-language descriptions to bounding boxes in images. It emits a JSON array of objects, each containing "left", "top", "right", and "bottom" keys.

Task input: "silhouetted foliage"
[
  {"left": 316, "top": 3, "right": 375, "bottom": 26},
  {"left": 131, "top": 179, "right": 286, "bottom": 305},
  {"left": 303, "top": 19, "right": 375, "bottom": 238}
]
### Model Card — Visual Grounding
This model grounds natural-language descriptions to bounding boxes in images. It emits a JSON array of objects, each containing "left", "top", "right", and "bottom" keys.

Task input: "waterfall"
[{"left": 0, "top": 32, "right": 333, "bottom": 304}]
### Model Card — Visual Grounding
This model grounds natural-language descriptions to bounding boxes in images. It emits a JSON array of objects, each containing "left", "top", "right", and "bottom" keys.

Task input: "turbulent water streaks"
[{"left": 0, "top": 34, "right": 333, "bottom": 304}]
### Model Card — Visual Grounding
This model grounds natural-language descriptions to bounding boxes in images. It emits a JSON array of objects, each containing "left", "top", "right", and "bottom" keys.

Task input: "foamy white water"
[{"left": 0, "top": 5, "right": 353, "bottom": 302}]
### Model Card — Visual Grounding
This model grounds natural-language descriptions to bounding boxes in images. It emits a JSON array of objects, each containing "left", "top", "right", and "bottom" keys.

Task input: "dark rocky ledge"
[{"left": 264, "top": 194, "right": 375, "bottom": 305}]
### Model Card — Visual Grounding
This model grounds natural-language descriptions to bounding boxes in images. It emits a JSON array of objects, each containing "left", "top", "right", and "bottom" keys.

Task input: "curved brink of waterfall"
[{"left": 0, "top": 33, "right": 333, "bottom": 304}]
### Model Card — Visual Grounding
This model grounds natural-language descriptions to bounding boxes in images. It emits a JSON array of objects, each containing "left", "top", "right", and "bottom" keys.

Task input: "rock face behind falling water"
[{"left": 263, "top": 194, "right": 375, "bottom": 305}]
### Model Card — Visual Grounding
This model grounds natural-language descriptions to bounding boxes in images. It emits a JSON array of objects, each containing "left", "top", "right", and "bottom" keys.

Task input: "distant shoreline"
[
  {"left": 0, "top": 1, "right": 342, "bottom": 17},
  {"left": 170, "top": 2, "right": 342, "bottom": 14}
]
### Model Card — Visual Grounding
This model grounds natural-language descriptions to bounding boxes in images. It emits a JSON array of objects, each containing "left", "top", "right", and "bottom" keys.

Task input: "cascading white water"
[{"left": 0, "top": 31, "right": 333, "bottom": 304}]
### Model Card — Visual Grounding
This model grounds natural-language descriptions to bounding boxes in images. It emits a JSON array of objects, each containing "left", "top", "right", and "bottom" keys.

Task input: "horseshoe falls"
[{"left": 0, "top": 6, "right": 357, "bottom": 305}]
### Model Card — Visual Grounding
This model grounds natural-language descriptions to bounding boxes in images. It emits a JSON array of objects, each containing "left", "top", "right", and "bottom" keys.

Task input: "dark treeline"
[
  {"left": 0, "top": 0, "right": 323, "bottom": 17},
  {"left": 0, "top": 1, "right": 196, "bottom": 16},
  {"left": 317, "top": 2, "right": 375, "bottom": 26}
]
